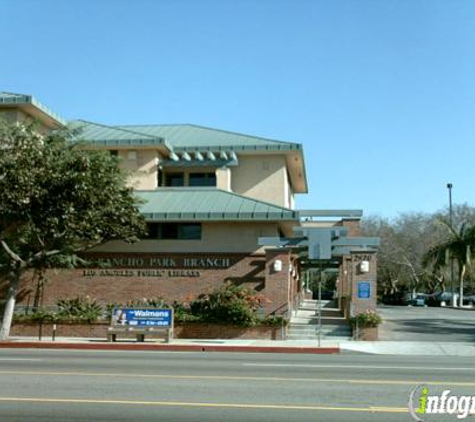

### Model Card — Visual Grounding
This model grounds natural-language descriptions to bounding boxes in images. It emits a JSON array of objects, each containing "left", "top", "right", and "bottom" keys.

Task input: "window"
[
  {"left": 146, "top": 223, "right": 201, "bottom": 240},
  {"left": 146, "top": 223, "right": 159, "bottom": 239},
  {"left": 164, "top": 172, "right": 185, "bottom": 187},
  {"left": 110, "top": 150, "right": 118, "bottom": 156},
  {"left": 189, "top": 172, "right": 216, "bottom": 187}
]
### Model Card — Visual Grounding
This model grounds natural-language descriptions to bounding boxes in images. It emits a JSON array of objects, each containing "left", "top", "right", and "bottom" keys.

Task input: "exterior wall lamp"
[{"left": 359, "top": 261, "right": 370, "bottom": 273}]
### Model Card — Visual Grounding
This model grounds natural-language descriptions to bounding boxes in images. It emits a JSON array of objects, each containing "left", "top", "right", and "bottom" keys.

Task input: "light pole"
[{"left": 447, "top": 183, "right": 456, "bottom": 307}]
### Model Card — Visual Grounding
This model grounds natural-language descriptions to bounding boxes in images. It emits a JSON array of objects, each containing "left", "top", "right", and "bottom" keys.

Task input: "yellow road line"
[
  {"left": 0, "top": 370, "right": 473, "bottom": 387},
  {"left": 0, "top": 397, "right": 407, "bottom": 413}
]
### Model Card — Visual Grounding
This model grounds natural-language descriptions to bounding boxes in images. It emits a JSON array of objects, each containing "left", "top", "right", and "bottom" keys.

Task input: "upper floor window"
[
  {"left": 146, "top": 222, "right": 202, "bottom": 240},
  {"left": 165, "top": 172, "right": 185, "bottom": 187},
  {"left": 189, "top": 172, "right": 216, "bottom": 187}
]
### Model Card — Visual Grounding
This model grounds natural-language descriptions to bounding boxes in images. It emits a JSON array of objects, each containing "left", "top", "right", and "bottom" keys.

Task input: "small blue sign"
[
  {"left": 112, "top": 308, "right": 173, "bottom": 328},
  {"left": 358, "top": 282, "right": 371, "bottom": 299}
]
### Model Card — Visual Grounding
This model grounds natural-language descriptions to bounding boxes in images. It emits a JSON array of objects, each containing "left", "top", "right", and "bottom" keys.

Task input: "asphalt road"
[
  {"left": 379, "top": 305, "right": 475, "bottom": 342},
  {"left": 0, "top": 348, "right": 474, "bottom": 421}
]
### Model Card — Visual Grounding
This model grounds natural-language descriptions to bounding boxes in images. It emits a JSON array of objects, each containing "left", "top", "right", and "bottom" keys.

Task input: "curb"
[{"left": 0, "top": 341, "right": 340, "bottom": 354}]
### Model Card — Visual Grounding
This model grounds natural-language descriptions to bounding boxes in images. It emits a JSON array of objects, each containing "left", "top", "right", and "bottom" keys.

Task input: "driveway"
[{"left": 378, "top": 305, "right": 475, "bottom": 342}]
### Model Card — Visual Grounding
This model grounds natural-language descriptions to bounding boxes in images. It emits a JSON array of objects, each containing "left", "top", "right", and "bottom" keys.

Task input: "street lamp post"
[{"left": 447, "top": 183, "right": 456, "bottom": 307}]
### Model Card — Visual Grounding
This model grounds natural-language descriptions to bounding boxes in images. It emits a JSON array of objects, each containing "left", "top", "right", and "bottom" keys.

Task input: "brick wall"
[
  {"left": 337, "top": 218, "right": 361, "bottom": 237},
  {"left": 11, "top": 322, "right": 283, "bottom": 340},
  {"left": 18, "top": 253, "right": 267, "bottom": 309},
  {"left": 349, "top": 252, "right": 377, "bottom": 314},
  {"left": 264, "top": 249, "right": 291, "bottom": 316}
]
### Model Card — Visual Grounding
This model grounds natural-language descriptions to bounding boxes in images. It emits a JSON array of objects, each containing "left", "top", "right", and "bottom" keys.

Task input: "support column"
[
  {"left": 264, "top": 248, "right": 291, "bottom": 317},
  {"left": 349, "top": 251, "right": 378, "bottom": 340},
  {"left": 216, "top": 167, "right": 231, "bottom": 191},
  {"left": 349, "top": 252, "right": 377, "bottom": 314}
]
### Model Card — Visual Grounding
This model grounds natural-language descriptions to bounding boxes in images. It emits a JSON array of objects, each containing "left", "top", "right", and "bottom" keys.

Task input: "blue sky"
[{"left": 1, "top": 0, "right": 474, "bottom": 218}]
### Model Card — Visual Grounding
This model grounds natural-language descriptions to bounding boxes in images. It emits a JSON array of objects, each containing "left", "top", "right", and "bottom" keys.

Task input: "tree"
[
  {"left": 0, "top": 120, "right": 146, "bottom": 339},
  {"left": 423, "top": 220, "right": 475, "bottom": 307},
  {"left": 362, "top": 213, "right": 439, "bottom": 300}
]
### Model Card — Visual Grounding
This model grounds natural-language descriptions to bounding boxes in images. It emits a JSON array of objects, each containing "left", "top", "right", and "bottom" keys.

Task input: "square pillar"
[
  {"left": 349, "top": 252, "right": 377, "bottom": 315},
  {"left": 264, "top": 249, "right": 291, "bottom": 317}
]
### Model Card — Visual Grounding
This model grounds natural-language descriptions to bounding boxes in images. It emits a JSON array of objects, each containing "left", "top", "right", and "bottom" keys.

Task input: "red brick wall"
[
  {"left": 11, "top": 322, "right": 283, "bottom": 340},
  {"left": 349, "top": 252, "right": 377, "bottom": 315},
  {"left": 18, "top": 253, "right": 267, "bottom": 308},
  {"left": 337, "top": 219, "right": 361, "bottom": 237},
  {"left": 264, "top": 249, "right": 291, "bottom": 316}
]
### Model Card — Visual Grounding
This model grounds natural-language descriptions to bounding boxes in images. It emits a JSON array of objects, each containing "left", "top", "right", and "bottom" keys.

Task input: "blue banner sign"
[
  {"left": 357, "top": 282, "right": 371, "bottom": 299},
  {"left": 112, "top": 308, "right": 173, "bottom": 328}
]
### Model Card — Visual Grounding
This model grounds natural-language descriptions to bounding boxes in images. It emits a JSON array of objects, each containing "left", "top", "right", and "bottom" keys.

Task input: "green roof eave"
[
  {"left": 69, "top": 120, "right": 174, "bottom": 151},
  {"left": 136, "top": 188, "right": 299, "bottom": 222},
  {"left": 0, "top": 92, "right": 67, "bottom": 126},
  {"left": 176, "top": 143, "right": 302, "bottom": 153}
]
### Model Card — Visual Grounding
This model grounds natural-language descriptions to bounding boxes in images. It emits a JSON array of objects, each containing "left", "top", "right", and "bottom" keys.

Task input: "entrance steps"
[{"left": 287, "top": 299, "right": 351, "bottom": 340}]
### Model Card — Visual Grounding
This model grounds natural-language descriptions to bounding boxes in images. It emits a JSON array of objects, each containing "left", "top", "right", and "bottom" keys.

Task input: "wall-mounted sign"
[
  {"left": 357, "top": 281, "right": 371, "bottom": 299},
  {"left": 83, "top": 269, "right": 200, "bottom": 278},
  {"left": 82, "top": 255, "right": 236, "bottom": 278},
  {"left": 90, "top": 257, "right": 233, "bottom": 269}
]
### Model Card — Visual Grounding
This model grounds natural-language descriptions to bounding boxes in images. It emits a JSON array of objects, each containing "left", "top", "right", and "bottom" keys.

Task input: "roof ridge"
[
  {"left": 117, "top": 123, "right": 296, "bottom": 146},
  {"left": 213, "top": 188, "right": 295, "bottom": 211},
  {"left": 183, "top": 124, "right": 295, "bottom": 145},
  {"left": 76, "top": 119, "right": 163, "bottom": 140}
]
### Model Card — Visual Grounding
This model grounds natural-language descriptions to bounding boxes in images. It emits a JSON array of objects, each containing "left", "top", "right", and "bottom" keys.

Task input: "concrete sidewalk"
[
  {"left": 0, "top": 336, "right": 340, "bottom": 354},
  {"left": 1, "top": 336, "right": 475, "bottom": 356}
]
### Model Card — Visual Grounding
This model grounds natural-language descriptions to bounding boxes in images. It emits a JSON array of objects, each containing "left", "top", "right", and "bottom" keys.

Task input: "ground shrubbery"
[
  {"left": 13, "top": 284, "right": 287, "bottom": 327},
  {"left": 349, "top": 309, "right": 382, "bottom": 328}
]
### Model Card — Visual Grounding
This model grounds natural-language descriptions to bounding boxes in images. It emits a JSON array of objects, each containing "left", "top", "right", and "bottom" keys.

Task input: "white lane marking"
[
  {"left": 0, "top": 349, "right": 200, "bottom": 355},
  {"left": 0, "top": 359, "right": 42, "bottom": 362},
  {"left": 243, "top": 363, "right": 475, "bottom": 371}
]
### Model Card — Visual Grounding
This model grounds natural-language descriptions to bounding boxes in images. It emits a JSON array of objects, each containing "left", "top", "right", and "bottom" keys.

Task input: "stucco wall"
[
  {"left": 119, "top": 150, "right": 158, "bottom": 190},
  {"left": 231, "top": 155, "right": 293, "bottom": 208},
  {"left": 92, "top": 222, "right": 279, "bottom": 253}
]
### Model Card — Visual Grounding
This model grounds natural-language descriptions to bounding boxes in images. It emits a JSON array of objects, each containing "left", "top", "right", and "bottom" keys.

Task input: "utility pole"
[{"left": 447, "top": 183, "right": 456, "bottom": 307}]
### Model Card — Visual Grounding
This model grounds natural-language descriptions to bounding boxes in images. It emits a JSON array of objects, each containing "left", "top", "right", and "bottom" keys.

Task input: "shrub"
[
  {"left": 189, "top": 283, "right": 262, "bottom": 327},
  {"left": 260, "top": 315, "right": 288, "bottom": 327},
  {"left": 349, "top": 309, "right": 382, "bottom": 328},
  {"left": 13, "top": 309, "right": 58, "bottom": 323},
  {"left": 56, "top": 296, "right": 104, "bottom": 323}
]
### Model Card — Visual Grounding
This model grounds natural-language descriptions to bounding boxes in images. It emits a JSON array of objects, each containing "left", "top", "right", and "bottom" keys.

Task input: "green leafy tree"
[
  {"left": 423, "top": 220, "right": 475, "bottom": 307},
  {"left": 0, "top": 120, "right": 146, "bottom": 339}
]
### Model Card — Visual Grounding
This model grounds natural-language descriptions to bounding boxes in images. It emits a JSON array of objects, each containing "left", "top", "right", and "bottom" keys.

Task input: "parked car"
[{"left": 408, "top": 294, "right": 427, "bottom": 307}]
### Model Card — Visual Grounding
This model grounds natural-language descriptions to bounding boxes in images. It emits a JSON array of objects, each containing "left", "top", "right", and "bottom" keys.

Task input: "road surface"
[{"left": 0, "top": 348, "right": 473, "bottom": 421}]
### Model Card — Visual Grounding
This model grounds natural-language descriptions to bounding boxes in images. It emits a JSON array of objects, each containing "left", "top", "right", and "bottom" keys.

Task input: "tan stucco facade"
[
  {"left": 92, "top": 222, "right": 280, "bottom": 254},
  {"left": 231, "top": 155, "right": 294, "bottom": 208},
  {"left": 119, "top": 149, "right": 158, "bottom": 190}
]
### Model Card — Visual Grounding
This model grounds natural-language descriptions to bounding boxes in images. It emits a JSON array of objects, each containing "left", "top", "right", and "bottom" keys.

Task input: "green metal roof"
[
  {"left": 71, "top": 121, "right": 302, "bottom": 152},
  {"left": 70, "top": 120, "right": 172, "bottom": 149},
  {"left": 118, "top": 124, "right": 301, "bottom": 151},
  {"left": 0, "top": 92, "right": 67, "bottom": 126},
  {"left": 136, "top": 188, "right": 299, "bottom": 221}
]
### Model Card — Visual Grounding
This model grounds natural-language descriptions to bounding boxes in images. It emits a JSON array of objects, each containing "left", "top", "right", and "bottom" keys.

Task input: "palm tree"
[{"left": 423, "top": 219, "right": 475, "bottom": 307}]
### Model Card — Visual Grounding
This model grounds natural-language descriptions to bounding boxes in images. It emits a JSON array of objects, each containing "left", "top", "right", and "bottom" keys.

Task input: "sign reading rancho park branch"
[{"left": 82, "top": 256, "right": 233, "bottom": 278}]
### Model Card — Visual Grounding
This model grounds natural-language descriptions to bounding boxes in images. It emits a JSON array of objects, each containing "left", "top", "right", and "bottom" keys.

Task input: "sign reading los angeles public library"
[{"left": 82, "top": 256, "right": 234, "bottom": 278}]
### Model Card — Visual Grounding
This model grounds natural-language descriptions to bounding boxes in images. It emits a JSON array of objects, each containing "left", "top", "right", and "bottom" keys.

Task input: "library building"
[{"left": 0, "top": 92, "right": 378, "bottom": 322}]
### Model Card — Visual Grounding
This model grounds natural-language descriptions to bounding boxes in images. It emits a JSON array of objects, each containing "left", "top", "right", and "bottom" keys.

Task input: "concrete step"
[
  {"left": 286, "top": 327, "right": 351, "bottom": 340},
  {"left": 294, "top": 309, "right": 342, "bottom": 319},
  {"left": 287, "top": 325, "right": 351, "bottom": 334},
  {"left": 290, "top": 316, "right": 348, "bottom": 326}
]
